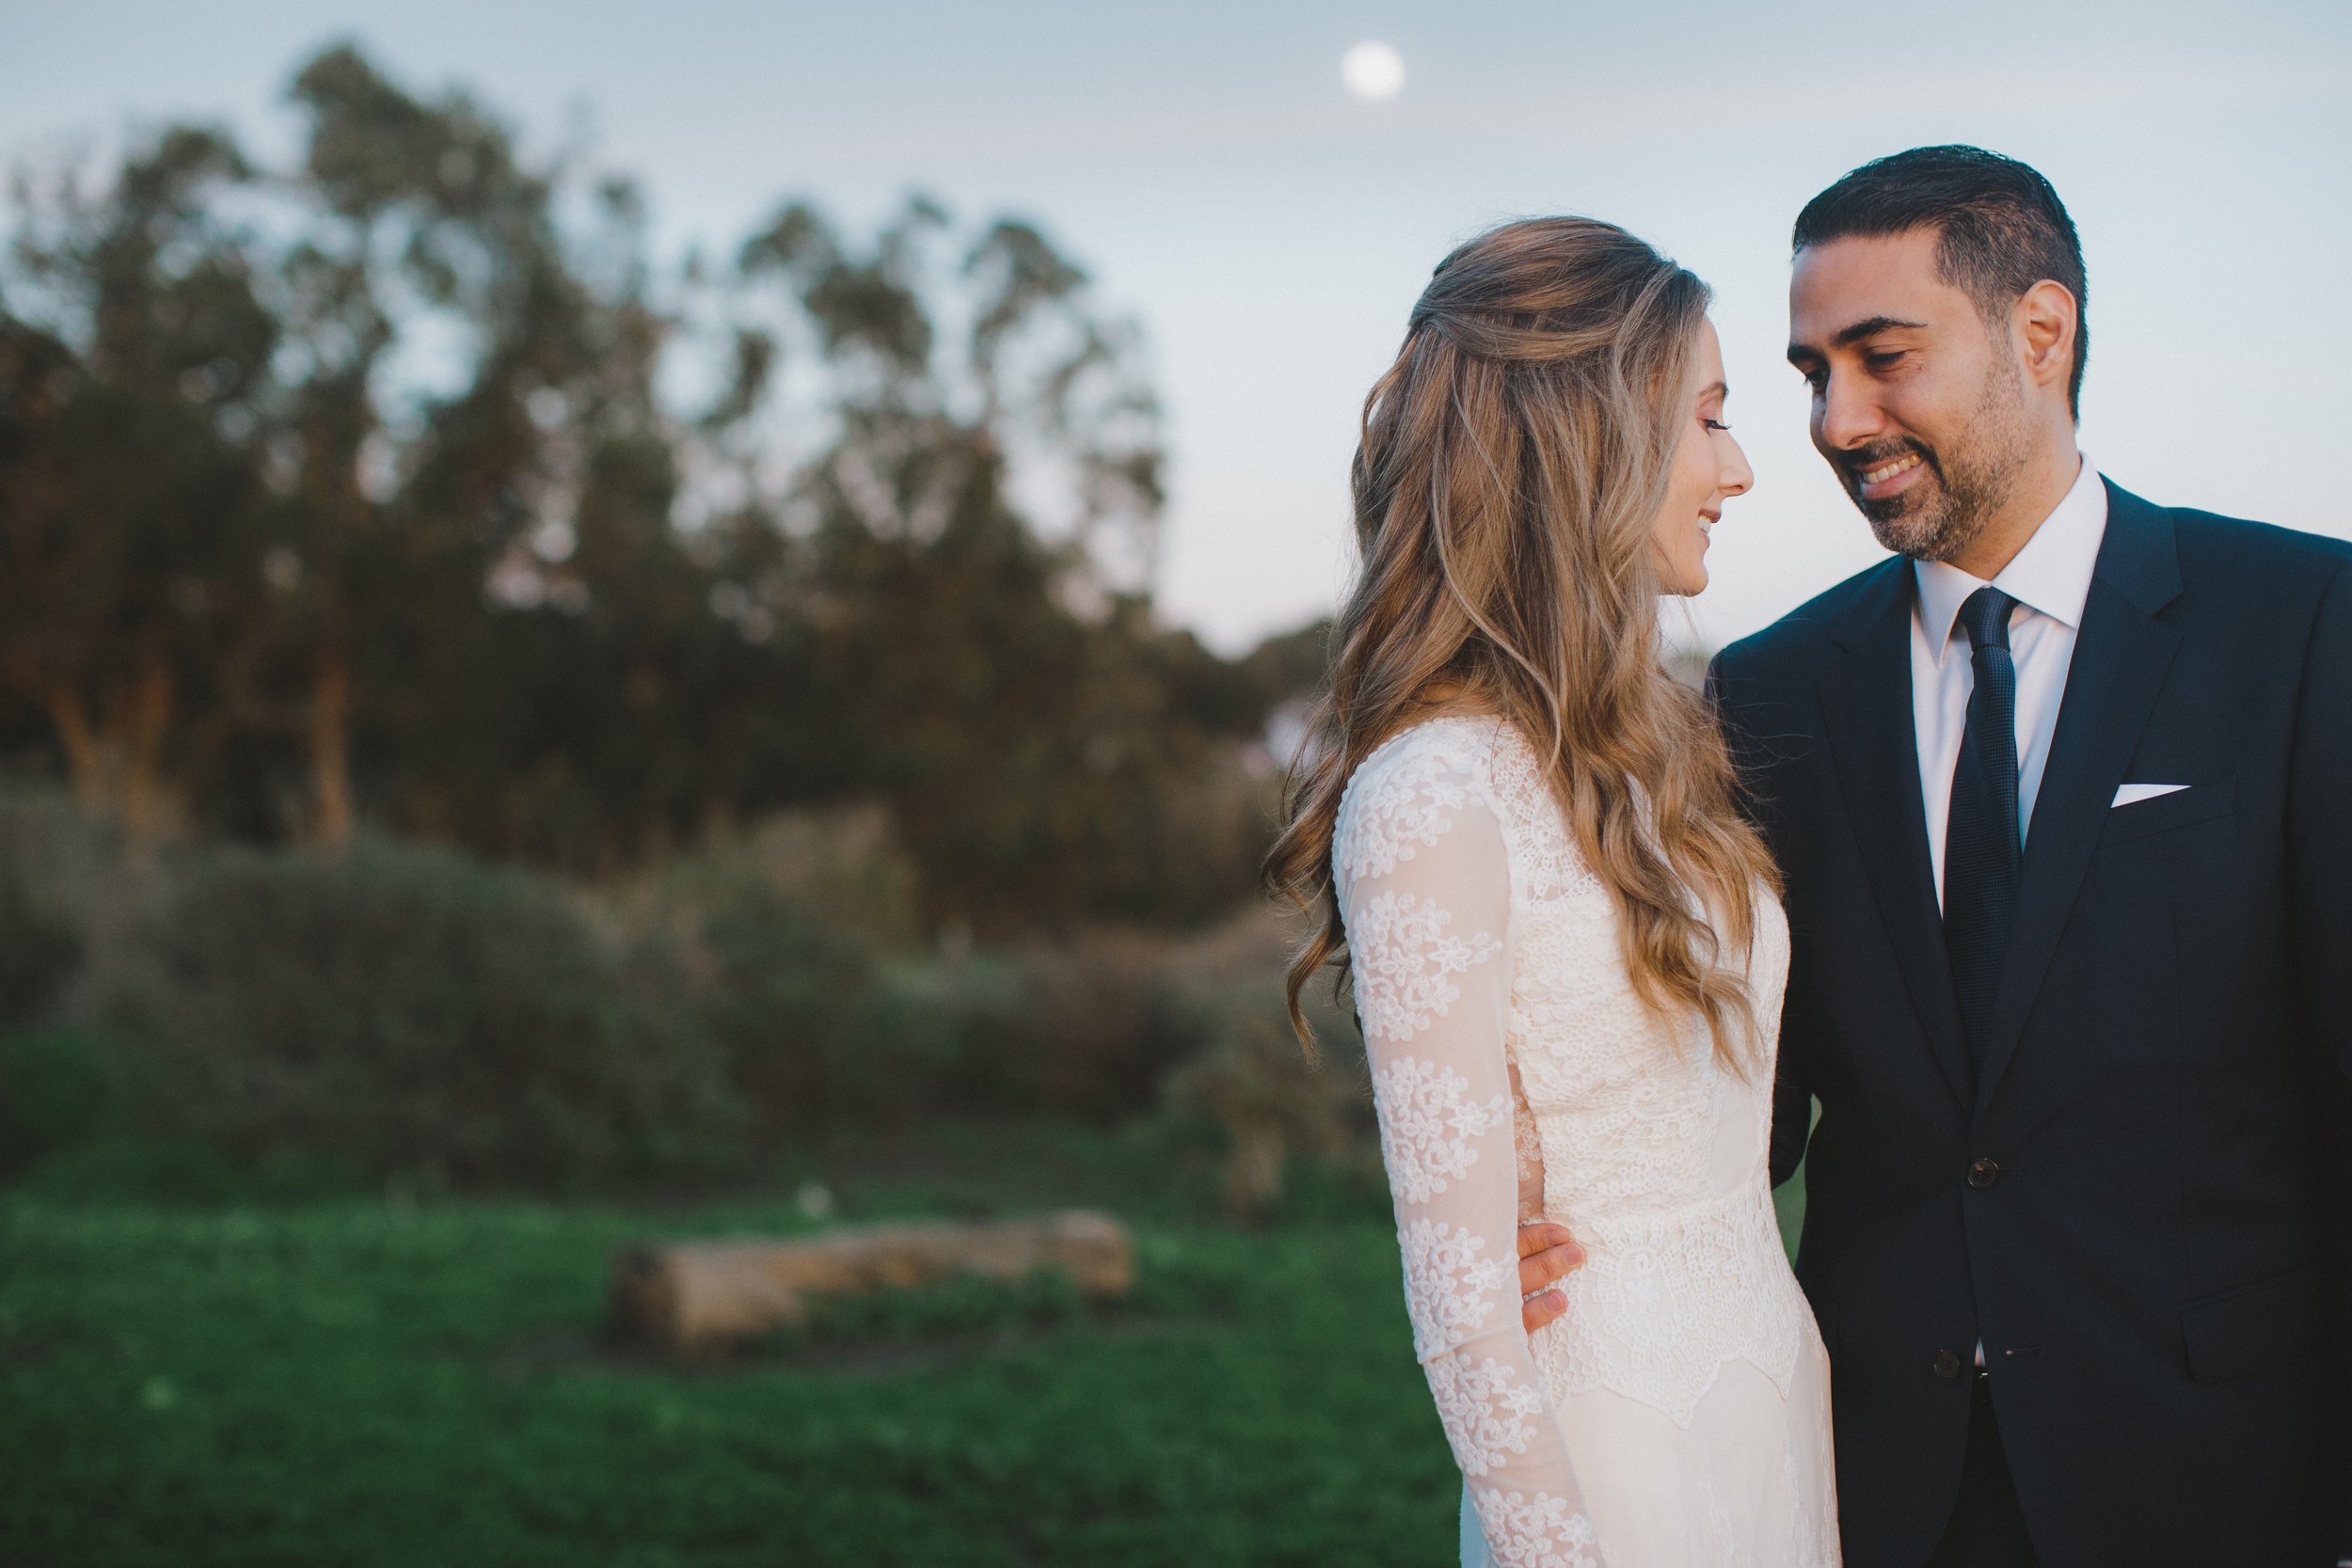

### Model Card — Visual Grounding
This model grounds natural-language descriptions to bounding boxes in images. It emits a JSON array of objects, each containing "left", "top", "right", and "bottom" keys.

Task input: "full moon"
[{"left": 1341, "top": 40, "right": 1405, "bottom": 102}]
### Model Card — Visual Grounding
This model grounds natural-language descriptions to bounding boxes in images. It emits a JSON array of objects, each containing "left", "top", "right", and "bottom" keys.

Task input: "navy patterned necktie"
[{"left": 1944, "top": 586, "right": 2022, "bottom": 1079}]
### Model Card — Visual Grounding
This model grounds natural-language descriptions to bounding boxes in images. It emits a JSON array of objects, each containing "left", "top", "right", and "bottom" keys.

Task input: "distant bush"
[
  {"left": 630, "top": 805, "right": 927, "bottom": 953},
  {"left": 922, "top": 932, "right": 1197, "bottom": 1122},
  {"left": 0, "top": 790, "right": 1354, "bottom": 1193},
  {"left": 0, "top": 789, "right": 106, "bottom": 1033},
  {"left": 668, "top": 883, "right": 1190, "bottom": 1132},
  {"left": 1158, "top": 911, "right": 1369, "bottom": 1219},
  {"left": 80, "top": 838, "right": 747, "bottom": 1189},
  {"left": 683, "top": 874, "right": 952, "bottom": 1130}
]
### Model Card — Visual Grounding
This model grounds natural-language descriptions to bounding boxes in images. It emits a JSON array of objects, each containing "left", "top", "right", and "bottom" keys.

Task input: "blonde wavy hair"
[{"left": 1266, "top": 215, "right": 1779, "bottom": 1071}]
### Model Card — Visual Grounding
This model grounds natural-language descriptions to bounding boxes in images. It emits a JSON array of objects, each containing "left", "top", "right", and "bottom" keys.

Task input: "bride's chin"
[{"left": 1646, "top": 541, "right": 1707, "bottom": 596}]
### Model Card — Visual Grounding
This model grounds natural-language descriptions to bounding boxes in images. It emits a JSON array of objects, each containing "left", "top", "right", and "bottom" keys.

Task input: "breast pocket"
[{"left": 2099, "top": 778, "right": 2233, "bottom": 845}]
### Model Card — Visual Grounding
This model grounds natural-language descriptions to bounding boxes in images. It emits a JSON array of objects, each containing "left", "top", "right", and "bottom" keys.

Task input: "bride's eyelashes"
[{"left": 1703, "top": 418, "right": 1731, "bottom": 433}]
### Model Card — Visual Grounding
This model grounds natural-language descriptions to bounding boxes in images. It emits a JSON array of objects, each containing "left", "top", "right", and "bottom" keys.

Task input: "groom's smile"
[
  {"left": 1855, "top": 449, "right": 1925, "bottom": 498},
  {"left": 1836, "top": 435, "right": 1945, "bottom": 516}
]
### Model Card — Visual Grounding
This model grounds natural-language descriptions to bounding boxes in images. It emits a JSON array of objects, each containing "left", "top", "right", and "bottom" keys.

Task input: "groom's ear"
[{"left": 2012, "top": 279, "right": 2081, "bottom": 404}]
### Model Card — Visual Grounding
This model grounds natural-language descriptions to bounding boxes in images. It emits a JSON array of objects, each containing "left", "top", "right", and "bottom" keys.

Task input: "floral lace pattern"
[
  {"left": 1469, "top": 1490, "right": 1601, "bottom": 1568},
  {"left": 1370, "top": 1056, "right": 1510, "bottom": 1205},
  {"left": 1348, "top": 892, "right": 1503, "bottom": 1042},
  {"left": 1400, "top": 1217, "right": 1508, "bottom": 1359},
  {"left": 1428, "top": 1351, "right": 1549, "bottom": 1477},
  {"left": 1338, "top": 736, "right": 1475, "bottom": 882}
]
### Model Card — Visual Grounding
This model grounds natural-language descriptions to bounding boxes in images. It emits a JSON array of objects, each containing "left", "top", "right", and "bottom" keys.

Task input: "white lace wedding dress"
[{"left": 1332, "top": 715, "right": 1838, "bottom": 1568}]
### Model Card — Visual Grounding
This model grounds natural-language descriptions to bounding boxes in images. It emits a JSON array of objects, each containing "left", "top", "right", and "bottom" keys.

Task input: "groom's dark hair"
[{"left": 1794, "top": 145, "right": 2089, "bottom": 418}]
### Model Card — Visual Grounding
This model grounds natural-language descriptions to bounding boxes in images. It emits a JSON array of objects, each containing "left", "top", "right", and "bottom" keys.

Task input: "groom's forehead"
[{"left": 1788, "top": 230, "right": 1970, "bottom": 345}]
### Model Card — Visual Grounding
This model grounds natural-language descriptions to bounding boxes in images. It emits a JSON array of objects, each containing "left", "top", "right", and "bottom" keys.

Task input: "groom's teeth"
[{"left": 1861, "top": 453, "right": 1922, "bottom": 484}]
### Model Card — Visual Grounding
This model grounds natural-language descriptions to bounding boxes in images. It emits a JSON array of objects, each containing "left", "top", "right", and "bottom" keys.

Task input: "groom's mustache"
[{"left": 1836, "top": 438, "right": 1941, "bottom": 493}]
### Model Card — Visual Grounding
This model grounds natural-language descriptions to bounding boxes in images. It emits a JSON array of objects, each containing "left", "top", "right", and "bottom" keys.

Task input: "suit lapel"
[
  {"left": 1816, "top": 559, "right": 1973, "bottom": 1109},
  {"left": 1972, "top": 483, "right": 2185, "bottom": 1115}
]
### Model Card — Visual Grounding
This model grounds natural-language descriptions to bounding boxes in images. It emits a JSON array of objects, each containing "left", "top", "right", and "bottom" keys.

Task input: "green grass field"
[{"left": 0, "top": 1126, "right": 1805, "bottom": 1566}]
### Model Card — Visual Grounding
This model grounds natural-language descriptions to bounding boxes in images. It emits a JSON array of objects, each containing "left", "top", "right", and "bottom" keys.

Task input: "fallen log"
[{"left": 610, "top": 1209, "right": 1134, "bottom": 1356}]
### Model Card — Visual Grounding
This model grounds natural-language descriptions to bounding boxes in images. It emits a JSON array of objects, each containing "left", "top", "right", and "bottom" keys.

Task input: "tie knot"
[{"left": 1958, "top": 587, "right": 2015, "bottom": 654}]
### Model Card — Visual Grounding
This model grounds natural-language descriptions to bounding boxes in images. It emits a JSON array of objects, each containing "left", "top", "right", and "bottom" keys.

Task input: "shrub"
[
  {"left": 626, "top": 804, "right": 927, "bottom": 952},
  {"left": 925, "top": 932, "right": 1195, "bottom": 1122},
  {"left": 1158, "top": 911, "right": 1369, "bottom": 1219},
  {"left": 0, "top": 788, "right": 105, "bottom": 1033},
  {"left": 1161, "top": 987, "right": 1366, "bottom": 1220},
  {"left": 80, "top": 837, "right": 746, "bottom": 1189},
  {"left": 685, "top": 875, "right": 951, "bottom": 1130},
  {"left": 645, "top": 875, "right": 1203, "bottom": 1132}
]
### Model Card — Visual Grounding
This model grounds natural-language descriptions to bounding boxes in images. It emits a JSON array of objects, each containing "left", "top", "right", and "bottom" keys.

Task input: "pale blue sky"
[{"left": 7, "top": 0, "right": 2349, "bottom": 650}]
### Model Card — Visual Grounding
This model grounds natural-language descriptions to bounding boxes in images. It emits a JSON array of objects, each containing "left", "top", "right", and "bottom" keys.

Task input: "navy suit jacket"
[{"left": 1709, "top": 482, "right": 2352, "bottom": 1568}]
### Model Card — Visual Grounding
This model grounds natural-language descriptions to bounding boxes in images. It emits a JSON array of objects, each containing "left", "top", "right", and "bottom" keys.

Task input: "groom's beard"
[{"left": 1838, "top": 356, "right": 2031, "bottom": 564}]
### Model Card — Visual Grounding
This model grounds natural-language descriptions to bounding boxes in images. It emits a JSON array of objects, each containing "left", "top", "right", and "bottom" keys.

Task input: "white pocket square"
[{"left": 2111, "top": 783, "right": 2190, "bottom": 808}]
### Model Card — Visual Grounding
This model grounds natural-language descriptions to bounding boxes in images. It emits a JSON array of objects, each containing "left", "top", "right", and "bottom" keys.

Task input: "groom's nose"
[{"left": 1815, "top": 370, "right": 1886, "bottom": 453}]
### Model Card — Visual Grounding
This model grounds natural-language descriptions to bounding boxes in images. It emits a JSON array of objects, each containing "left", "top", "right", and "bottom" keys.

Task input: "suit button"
[
  {"left": 1933, "top": 1349, "right": 1963, "bottom": 1380},
  {"left": 1966, "top": 1157, "right": 2001, "bottom": 1190}
]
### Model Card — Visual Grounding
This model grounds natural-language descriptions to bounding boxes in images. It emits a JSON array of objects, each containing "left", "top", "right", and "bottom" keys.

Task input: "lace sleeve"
[{"left": 1336, "top": 736, "right": 1604, "bottom": 1568}]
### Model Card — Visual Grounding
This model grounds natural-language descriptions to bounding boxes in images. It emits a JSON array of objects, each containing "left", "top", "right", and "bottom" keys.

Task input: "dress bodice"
[{"left": 1446, "top": 720, "right": 1805, "bottom": 1428}]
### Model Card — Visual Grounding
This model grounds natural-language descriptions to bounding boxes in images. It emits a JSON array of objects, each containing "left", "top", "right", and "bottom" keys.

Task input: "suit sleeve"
[
  {"left": 1709, "top": 650, "right": 1814, "bottom": 1189},
  {"left": 2285, "top": 557, "right": 2352, "bottom": 1553}
]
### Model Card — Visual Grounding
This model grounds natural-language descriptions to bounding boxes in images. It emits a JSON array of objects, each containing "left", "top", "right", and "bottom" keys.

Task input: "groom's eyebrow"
[{"left": 1828, "top": 315, "right": 1927, "bottom": 348}]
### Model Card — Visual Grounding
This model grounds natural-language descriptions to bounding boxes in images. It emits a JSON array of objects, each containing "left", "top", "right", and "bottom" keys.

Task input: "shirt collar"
[{"left": 1914, "top": 453, "right": 2108, "bottom": 665}]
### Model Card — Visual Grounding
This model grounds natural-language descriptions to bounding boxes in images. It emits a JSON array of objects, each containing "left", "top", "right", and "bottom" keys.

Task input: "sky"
[{"left": 6, "top": 0, "right": 2350, "bottom": 653}]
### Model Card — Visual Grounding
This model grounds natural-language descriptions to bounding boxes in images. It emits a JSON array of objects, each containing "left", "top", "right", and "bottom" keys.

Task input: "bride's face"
[{"left": 1648, "top": 319, "right": 1754, "bottom": 596}]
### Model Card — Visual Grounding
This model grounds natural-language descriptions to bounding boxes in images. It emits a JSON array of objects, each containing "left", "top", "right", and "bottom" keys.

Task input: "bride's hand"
[{"left": 1517, "top": 1221, "right": 1584, "bottom": 1332}]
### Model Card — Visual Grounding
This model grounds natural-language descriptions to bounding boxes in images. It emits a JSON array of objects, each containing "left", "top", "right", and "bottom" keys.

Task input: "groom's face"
[{"left": 1787, "top": 229, "right": 2029, "bottom": 563}]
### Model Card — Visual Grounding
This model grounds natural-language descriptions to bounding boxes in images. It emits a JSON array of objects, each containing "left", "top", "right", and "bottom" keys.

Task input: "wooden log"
[{"left": 610, "top": 1209, "right": 1134, "bottom": 1356}]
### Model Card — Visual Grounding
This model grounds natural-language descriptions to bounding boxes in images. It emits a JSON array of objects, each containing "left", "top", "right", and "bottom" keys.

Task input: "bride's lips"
[{"left": 1852, "top": 451, "right": 1927, "bottom": 501}]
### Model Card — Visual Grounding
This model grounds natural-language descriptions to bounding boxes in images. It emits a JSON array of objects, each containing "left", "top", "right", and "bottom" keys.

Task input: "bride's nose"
[{"left": 1719, "top": 435, "right": 1755, "bottom": 499}]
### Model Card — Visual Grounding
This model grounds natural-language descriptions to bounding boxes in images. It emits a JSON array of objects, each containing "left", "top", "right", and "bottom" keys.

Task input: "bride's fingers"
[{"left": 1520, "top": 1288, "right": 1567, "bottom": 1333}]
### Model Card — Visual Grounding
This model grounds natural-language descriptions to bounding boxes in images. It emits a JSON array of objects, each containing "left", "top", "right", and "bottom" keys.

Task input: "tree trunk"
[
  {"left": 40, "top": 685, "right": 105, "bottom": 815},
  {"left": 118, "top": 657, "right": 173, "bottom": 847},
  {"left": 309, "top": 646, "right": 354, "bottom": 847}
]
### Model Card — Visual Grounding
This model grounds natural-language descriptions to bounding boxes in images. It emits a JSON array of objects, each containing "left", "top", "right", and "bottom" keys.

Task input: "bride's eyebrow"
[{"left": 1698, "top": 380, "right": 1727, "bottom": 401}]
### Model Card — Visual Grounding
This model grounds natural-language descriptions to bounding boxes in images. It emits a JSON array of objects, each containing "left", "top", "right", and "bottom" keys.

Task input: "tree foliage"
[{"left": 0, "top": 45, "right": 1310, "bottom": 934}]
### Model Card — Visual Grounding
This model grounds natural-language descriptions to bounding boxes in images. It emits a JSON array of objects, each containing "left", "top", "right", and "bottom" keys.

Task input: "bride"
[{"left": 1268, "top": 217, "right": 1837, "bottom": 1567}]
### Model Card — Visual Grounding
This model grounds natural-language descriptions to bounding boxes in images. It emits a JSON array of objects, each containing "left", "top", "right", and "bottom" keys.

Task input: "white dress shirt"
[{"left": 1913, "top": 456, "right": 2108, "bottom": 911}]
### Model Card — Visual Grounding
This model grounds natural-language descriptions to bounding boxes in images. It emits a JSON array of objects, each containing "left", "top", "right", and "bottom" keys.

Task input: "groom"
[{"left": 1518, "top": 146, "right": 2351, "bottom": 1567}]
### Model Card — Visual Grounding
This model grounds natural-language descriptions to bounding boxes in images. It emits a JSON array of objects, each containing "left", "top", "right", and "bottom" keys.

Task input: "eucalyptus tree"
[
  {"left": 709, "top": 195, "right": 1268, "bottom": 931},
  {"left": 0, "top": 124, "right": 274, "bottom": 840},
  {"left": 1, "top": 42, "right": 1286, "bottom": 929},
  {"left": 249, "top": 44, "right": 609, "bottom": 847}
]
